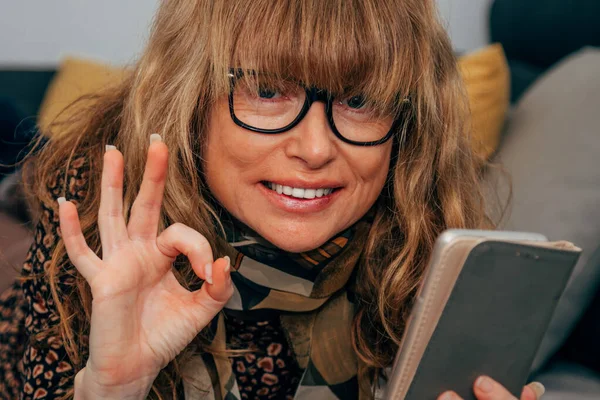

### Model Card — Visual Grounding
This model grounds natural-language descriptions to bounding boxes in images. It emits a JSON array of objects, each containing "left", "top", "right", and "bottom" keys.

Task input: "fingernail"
[
  {"left": 57, "top": 197, "right": 66, "bottom": 205},
  {"left": 150, "top": 133, "right": 162, "bottom": 144},
  {"left": 224, "top": 256, "right": 231, "bottom": 273},
  {"left": 476, "top": 376, "right": 494, "bottom": 393},
  {"left": 440, "top": 392, "right": 456, "bottom": 400},
  {"left": 204, "top": 263, "right": 213, "bottom": 284},
  {"left": 105, "top": 145, "right": 117, "bottom": 152},
  {"left": 530, "top": 382, "right": 545, "bottom": 397}
]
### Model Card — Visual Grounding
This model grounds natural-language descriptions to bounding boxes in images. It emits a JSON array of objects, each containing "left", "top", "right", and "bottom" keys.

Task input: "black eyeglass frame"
[{"left": 227, "top": 69, "right": 405, "bottom": 147}]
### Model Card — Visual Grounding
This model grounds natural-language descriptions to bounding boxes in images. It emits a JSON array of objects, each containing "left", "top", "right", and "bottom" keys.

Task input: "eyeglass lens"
[{"left": 231, "top": 74, "right": 394, "bottom": 143}]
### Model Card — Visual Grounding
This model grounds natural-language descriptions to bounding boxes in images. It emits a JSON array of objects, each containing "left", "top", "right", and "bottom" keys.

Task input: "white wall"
[
  {"left": 0, "top": 1, "right": 159, "bottom": 67},
  {"left": 437, "top": 0, "right": 494, "bottom": 53},
  {"left": 0, "top": 0, "right": 492, "bottom": 67}
]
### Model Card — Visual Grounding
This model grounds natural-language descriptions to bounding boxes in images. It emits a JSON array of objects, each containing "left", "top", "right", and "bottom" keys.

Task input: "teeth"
[
  {"left": 303, "top": 189, "right": 316, "bottom": 199},
  {"left": 291, "top": 188, "right": 304, "bottom": 198},
  {"left": 265, "top": 182, "right": 334, "bottom": 199}
]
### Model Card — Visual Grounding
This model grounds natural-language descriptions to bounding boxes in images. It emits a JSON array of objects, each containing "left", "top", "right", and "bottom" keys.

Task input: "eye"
[
  {"left": 341, "top": 95, "right": 367, "bottom": 110},
  {"left": 258, "top": 86, "right": 280, "bottom": 99}
]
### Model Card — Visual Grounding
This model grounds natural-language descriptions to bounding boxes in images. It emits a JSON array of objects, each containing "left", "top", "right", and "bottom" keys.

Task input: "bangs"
[{"left": 206, "top": 0, "right": 419, "bottom": 114}]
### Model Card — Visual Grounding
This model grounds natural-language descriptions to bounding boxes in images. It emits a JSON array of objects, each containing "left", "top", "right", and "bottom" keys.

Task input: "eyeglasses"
[{"left": 227, "top": 69, "right": 405, "bottom": 146}]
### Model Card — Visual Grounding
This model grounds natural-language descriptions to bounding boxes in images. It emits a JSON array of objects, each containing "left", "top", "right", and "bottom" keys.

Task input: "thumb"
[
  {"left": 188, "top": 257, "right": 233, "bottom": 319},
  {"left": 205, "top": 256, "right": 234, "bottom": 303},
  {"left": 174, "top": 257, "right": 232, "bottom": 335},
  {"left": 522, "top": 382, "right": 545, "bottom": 400}
]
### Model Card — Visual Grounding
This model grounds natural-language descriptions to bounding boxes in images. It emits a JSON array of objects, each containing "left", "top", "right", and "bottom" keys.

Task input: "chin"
[
  {"left": 266, "top": 235, "right": 328, "bottom": 253},
  {"left": 275, "top": 242, "right": 323, "bottom": 253},
  {"left": 259, "top": 226, "right": 332, "bottom": 253}
]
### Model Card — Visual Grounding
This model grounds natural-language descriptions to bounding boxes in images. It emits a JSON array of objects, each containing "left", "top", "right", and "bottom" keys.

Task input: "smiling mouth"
[{"left": 261, "top": 181, "right": 340, "bottom": 199}]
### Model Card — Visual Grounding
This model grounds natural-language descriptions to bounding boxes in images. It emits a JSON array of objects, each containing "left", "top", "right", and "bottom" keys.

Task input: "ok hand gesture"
[{"left": 58, "top": 134, "right": 233, "bottom": 399}]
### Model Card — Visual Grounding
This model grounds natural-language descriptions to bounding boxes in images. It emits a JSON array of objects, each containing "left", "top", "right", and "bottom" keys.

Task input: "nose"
[{"left": 284, "top": 102, "right": 337, "bottom": 169}]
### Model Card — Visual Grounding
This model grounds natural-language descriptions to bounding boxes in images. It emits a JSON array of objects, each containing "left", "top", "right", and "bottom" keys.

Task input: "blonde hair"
[{"left": 25, "top": 0, "right": 490, "bottom": 398}]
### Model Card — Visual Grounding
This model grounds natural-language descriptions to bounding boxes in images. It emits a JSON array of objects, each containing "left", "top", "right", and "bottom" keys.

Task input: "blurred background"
[
  {"left": 0, "top": 0, "right": 486, "bottom": 66},
  {"left": 0, "top": 1, "right": 599, "bottom": 399},
  {"left": 0, "top": 1, "right": 158, "bottom": 66}
]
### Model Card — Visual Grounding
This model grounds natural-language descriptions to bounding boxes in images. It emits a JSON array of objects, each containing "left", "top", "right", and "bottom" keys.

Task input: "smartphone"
[{"left": 384, "top": 230, "right": 580, "bottom": 399}]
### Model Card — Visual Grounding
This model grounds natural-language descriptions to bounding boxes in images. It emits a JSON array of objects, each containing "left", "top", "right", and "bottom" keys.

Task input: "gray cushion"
[
  {"left": 535, "top": 361, "right": 600, "bottom": 400},
  {"left": 485, "top": 47, "right": 600, "bottom": 372}
]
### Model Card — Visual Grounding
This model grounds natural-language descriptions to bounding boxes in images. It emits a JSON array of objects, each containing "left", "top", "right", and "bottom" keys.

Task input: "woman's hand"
[
  {"left": 438, "top": 376, "right": 546, "bottom": 400},
  {"left": 59, "top": 134, "right": 233, "bottom": 399}
]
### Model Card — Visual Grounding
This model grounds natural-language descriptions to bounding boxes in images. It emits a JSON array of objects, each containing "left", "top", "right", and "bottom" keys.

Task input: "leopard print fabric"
[
  {"left": 0, "top": 155, "right": 88, "bottom": 400},
  {"left": 0, "top": 156, "right": 303, "bottom": 399},
  {"left": 0, "top": 281, "right": 28, "bottom": 399},
  {"left": 225, "top": 313, "right": 303, "bottom": 400}
]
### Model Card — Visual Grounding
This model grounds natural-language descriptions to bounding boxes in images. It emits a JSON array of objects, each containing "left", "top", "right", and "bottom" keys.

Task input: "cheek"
[
  {"left": 351, "top": 144, "right": 393, "bottom": 192},
  {"left": 204, "top": 106, "right": 242, "bottom": 200},
  {"left": 203, "top": 102, "right": 277, "bottom": 206},
  {"left": 205, "top": 102, "right": 278, "bottom": 170}
]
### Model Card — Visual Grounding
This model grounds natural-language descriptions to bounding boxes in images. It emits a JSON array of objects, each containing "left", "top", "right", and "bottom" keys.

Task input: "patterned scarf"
[{"left": 182, "top": 212, "right": 372, "bottom": 400}]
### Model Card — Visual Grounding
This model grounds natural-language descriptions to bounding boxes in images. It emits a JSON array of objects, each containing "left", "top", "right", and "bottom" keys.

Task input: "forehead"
[
  {"left": 206, "top": 0, "right": 418, "bottom": 108},
  {"left": 229, "top": 69, "right": 368, "bottom": 97}
]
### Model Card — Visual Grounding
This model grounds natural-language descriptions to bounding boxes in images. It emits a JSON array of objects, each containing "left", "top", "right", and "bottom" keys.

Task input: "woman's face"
[{"left": 204, "top": 97, "right": 393, "bottom": 252}]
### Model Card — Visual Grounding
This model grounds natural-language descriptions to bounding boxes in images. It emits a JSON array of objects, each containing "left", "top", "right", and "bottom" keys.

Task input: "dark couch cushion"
[
  {"left": 560, "top": 245, "right": 600, "bottom": 372},
  {"left": 0, "top": 70, "right": 55, "bottom": 119},
  {"left": 490, "top": 0, "right": 600, "bottom": 70},
  {"left": 505, "top": 60, "right": 546, "bottom": 104},
  {"left": 490, "top": 0, "right": 600, "bottom": 103},
  {"left": 0, "top": 100, "right": 39, "bottom": 178}
]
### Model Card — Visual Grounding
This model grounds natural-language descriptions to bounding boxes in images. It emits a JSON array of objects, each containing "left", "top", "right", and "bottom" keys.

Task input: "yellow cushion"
[
  {"left": 38, "top": 57, "right": 126, "bottom": 136},
  {"left": 458, "top": 43, "right": 510, "bottom": 160},
  {"left": 40, "top": 49, "right": 510, "bottom": 158}
]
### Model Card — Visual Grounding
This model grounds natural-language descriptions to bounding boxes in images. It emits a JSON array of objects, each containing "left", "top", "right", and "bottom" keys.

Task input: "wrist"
[{"left": 74, "top": 366, "right": 155, "bottom": 400}]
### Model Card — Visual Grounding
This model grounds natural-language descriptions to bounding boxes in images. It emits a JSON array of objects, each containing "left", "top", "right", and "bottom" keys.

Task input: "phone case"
[{"left": 385, "top": 231, "right": 581, "bottom": 400}]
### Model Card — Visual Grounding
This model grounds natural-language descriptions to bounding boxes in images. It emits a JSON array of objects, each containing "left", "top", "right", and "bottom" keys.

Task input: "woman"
[{"left": 0, "top": 0, "right": 545, "bottom": 399}]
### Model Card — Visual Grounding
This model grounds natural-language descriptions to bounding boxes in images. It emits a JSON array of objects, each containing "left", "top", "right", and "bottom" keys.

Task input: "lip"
[
  {"left": 263, "top": 179, "right": 344, "bottom": 190},
  {"left": 258, "top": 182, "right": 342, "bottom": 214}
]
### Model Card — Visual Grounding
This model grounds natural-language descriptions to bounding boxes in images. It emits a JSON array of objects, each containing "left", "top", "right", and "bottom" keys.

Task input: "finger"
[
  {"left": 98, "top": 146, "right": 127, "bottom": 255},
  {"left": 188, "top": 257, "right": 233, "bottom": 323},
  {"left": 127, "top": 134, "right": 168, "bottom": 240},
  {"left": 203, "top": 256, "right": 233, "bottom": 303},
  {"left": 161, "top": 257, "right": 232, "bottom": 338},
  {"left": 58, "top": 198, "right": 101, "bottom": 281},
  {"left": 438, "top": 391, "right": 463, "bottom": 400},
  {"left": 156, "top": 223, "right": 214, "bottom": 279},
  {"left": 473, "top": 376, "right": 517, "bottom": 400},
  {"left": 521, "top": 382, "right": 545, "bottom": 400}
]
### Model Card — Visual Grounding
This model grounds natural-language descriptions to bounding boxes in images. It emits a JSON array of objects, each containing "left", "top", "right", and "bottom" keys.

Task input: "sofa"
[
  {"left": 1, "top": 0, "right": 599, "bottom": 398},
  {"left": 487, "top": 48, "right": 600, "bottom": 400},
  {"left": 485, "top": 0, "right": 600, "bottom": 398}
]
